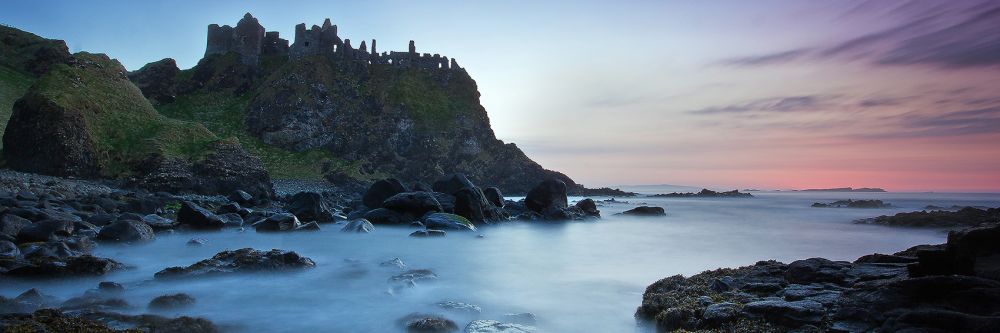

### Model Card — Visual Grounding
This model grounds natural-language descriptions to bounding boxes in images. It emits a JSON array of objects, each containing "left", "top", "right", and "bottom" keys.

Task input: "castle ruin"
[{"left": 205, "top": 13, "right": 461, "bottom": 70}]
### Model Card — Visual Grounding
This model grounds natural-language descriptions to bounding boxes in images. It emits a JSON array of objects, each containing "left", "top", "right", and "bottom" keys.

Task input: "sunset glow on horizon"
[{"left": 5, "top": 0, "right": 999, "bottom": 192}]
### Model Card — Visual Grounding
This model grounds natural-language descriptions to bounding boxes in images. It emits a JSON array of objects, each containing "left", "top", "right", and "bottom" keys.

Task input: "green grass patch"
[
  {"left": 156, "top": 90, "right": 347, "bottom": 180},
  {"left": 33, "top": 52, "right": 218, "bottom": 176},
  {"left": 0, "top": 65, "right": 34, "bottom": 149}
]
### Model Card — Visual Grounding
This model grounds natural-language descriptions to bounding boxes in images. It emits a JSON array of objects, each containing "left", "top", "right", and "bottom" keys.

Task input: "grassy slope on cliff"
[
  {"left": 156, "top": 90, "right": 344, "bottom": 180},
  {"left": 34, "top": 52, "right": 218, "bottom": 176},
  {"left": 0, "top": 65, "right": 33, "bottom": 149}
]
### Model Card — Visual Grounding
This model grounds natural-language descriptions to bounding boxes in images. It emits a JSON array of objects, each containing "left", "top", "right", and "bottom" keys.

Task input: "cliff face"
[
  {"left": 133, "top": 14, "right": 581, "bottom": 194},
  {"left": 0, "top": 26, "right": 273, "bottom": 198},
  {"left": 243, "top": 55, "right": 575, "bottom": 193}
]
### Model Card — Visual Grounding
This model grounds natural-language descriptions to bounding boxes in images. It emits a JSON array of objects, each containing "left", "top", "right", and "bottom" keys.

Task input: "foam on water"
[{"left": 3, "top": 191, "right": 998, "bottom": 332}]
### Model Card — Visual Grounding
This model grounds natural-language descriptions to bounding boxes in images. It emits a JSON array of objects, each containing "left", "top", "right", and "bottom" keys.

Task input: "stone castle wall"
[{"left": 206, "top": 14, "right": 460, "bottom": 70}]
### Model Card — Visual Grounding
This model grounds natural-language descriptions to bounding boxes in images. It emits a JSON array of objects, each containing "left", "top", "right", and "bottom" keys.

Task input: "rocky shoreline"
[
  {"left": 635, "top": 223, "right": 1000, "bottom": 332},
  {"left": 0, "top": 167, "right": 632, "bottom": 332}
]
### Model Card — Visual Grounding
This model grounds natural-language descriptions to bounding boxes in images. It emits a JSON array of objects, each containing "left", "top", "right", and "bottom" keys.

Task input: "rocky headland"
[
  {"left": 650, "top": 189, "right": 753, "bottom": 198},
  {"left": 856, "top": 206, "right": 1000, "bottom": 229}
]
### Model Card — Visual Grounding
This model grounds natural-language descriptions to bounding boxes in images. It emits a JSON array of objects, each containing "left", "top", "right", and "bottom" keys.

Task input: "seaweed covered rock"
[{"left": 154, "top": 248, "right": 315, "bottom": 279}]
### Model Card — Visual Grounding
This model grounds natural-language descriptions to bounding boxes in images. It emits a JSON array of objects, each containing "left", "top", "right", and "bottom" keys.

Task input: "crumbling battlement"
[
  {"left": 205, "top": 13, "right": 460, "bottom": 70},
  {"left": 205, "top": 13, "right": 281, "bottom": 66}
]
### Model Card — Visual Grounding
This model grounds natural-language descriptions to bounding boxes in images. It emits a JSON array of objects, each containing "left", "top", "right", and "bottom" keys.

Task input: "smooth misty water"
[{"left": 4, "top": 190, "right": 999, "bottom": 332}]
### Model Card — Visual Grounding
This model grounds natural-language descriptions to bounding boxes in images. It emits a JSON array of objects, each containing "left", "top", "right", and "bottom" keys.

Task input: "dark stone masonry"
[{"left": 206, "top": 13, "right": 461, "bottom": 70}]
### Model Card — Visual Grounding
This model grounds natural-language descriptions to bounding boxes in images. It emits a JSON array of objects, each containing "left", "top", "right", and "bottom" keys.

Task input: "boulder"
[
  {"left": 154, "top": 248, "right": 315, "bottom": 279},
  {"left": 0, "top": 240, "right": 20, "bottom": 259},
  {"left": 432, "top": 174, "right": 478, "bottom": 195},
  {"left": 285, "top": 191, "right": 335, "bottom": 223},
  {"left": 148, "top": 293, "right": 196, "bottom": 311},
  {"left": 483, "top": 187, "right": 504, "bottom": 208},
  {"left": 525, "top": 179, "right": 568, "bottom": 213},
  {"left": 363, "top": 178, "right": 407, "bottom": 209},
  {"left": 383, "top": 192, "right": 443, "bottom": 216},
  {"left": 228, "top": 190, "right": 254, "bottom": 206},
  {"left": 17, "top": 219, "right": 74, "bottom": 242},
  {"left": 141, "top": 214, "right": 178, "bottom": 231},
  {"left": 411, "top": 230, "right": 447, "bottom": 238},
  {"left": 575, "top": 198, "right": 600, "bottom": 217},
  {"left": 397, "top": 313, "right": 458, "bottom": 333},
  {"left": 423, "top": 213, "right": 477, "bottom": 231},
  {"left": 0, "top": 214, "right": 31, "bottom": 238},
  {"left": 702, "top": 302, "right": 739, "bottom": 326},
  {"left": 341, "top": 219, "right": 375, "bottom": 233},
  {"left": 177, "top": 201, "right": 226, "bottom": 230},
  {"left": 365, "top": 208, "right": 413, "bottom": 225},
  {"left": 96, "top": 220, "right": 155, "bottom": 243},
  {"left": 621, "top": 206, "right": 666, "bottom": 216},
  {"left": 252, "top": 213, "right": 301, "bottom": 232},
  {"left": 464, "top": 320, "right": 536, "bottom": 333}
]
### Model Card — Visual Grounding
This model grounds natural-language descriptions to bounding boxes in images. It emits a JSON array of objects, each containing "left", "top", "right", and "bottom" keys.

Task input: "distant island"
[
  {"left": 798, "top": 187, "right": 886, "bottom": 192},
  {"left": 812, "top": 199, "right": 891, "bottom": 208},
  {"left": 649, "top": 189, "right": 753, "bottom": 198}
]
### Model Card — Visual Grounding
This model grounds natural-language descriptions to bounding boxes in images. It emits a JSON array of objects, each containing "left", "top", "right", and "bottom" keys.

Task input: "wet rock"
[
  {"left": 423, "top": 213, "right": 476, "bottom": 231},
  {"left": 17, "top": 219, "right": 74, "bottom": 242},
  {"left": 525, "top": 179, "right": 568, "bottom": 213},
  {"left": 187, "top": 238, "right": 207, "bottom": 246},
  {"left": 148, "top": 293, "right": 196, "bottom": 311},
  {"left": 0, "top": 240, "right": 20, "bottom": 259},
  {"left": 436, "top": 300, "right": 482, "bottom": 314},
  {"left": 621, "top": 206, "right": 666, "bottom": 216},
  {"left": 297, "top": 221, "right": 321, "bottom": 231},
  {"left": 575, "top": 198, "right": 600, "bottom": 217},
  {"left": 218, "top": 213, "right": 244, "bottom": 227},
  {"left": 0, "top": 214, "right": 31, "bottom": 238},
  {"left": 365, "top": 208, "right": 413, "bottom": 225},
  {"left": 96, "top": 220, "right": 155, "bottom": 243},
  {"left": 483, "top": 187, "right": 504, "bottom": 208},
  {"left": 785, "top": 258, "right": 851, "bottom": 285},
  {"left": 363, "top": 178, "right": 407, "bottom": 209},
  {"left": 142, "top": 214, "right": 178, "bottom": 231},
  {"left": 380, "top": 258, "right": 407, "bottom": 270},
  {"left": 390, "top": 269, "right": 439, "bottom": 285},
  {"left": 216, "top": 202, "right": 242, "bottom": 215},
  {"left": 703, "top": 302, "right": 739, "bottom": 326},
  {"left": 397, "top": 313, "right": 458, "bottom": 333},
  {"left": 464, "top": 320, "right": 536, "bottom": 333},
  {"left": 341, "top": 219, "right": 375, "bottom": 233},
  {"left": 743, "top": 299, "right": 825, "bottom": 326},
  {"left": 411, "top": 230, "right": 447, "bottom": 238},
  {"left": 433, "top": 174, "right": 505, "bottom": 224},
  {"left": 501, "top": 313, "right": 537, "bottom": 325},
  {"left": 4, "top": 255, "right": 125, "bottom": 277},
  {"left": 78, "top": 310, "right": 220, "bottom": 333},
  {"left": 86, "top": 213, "right": 116, "bottom": 227},
  {"left": 285, "top": 191, "right": 336, "bottom": 223},
  {"left": 252, "top": 213, "right": 301, "bottom": 232},
  {"left": 154, "top": 248, "right": 315, "bottom": 279},
  {"left": 228, "top": 190, "right": 254, "bottom": 206},
  {"left": 384, "top": 192, "right": 443, "bottom": 216},
  {"left": 177, "top": 201, "right": 226, "bottom": 230},
  {"left": 97, "top": 281, "right": 125, "bottom": 294}
]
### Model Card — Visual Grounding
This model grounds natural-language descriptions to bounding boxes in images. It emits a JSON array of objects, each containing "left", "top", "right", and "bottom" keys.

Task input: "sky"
[{"left": 3, "top": 0, "right": 1000, "bottom": 192}]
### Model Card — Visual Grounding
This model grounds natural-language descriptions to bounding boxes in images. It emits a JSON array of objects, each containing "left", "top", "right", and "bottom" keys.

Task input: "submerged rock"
[
  {"left": 148, "top": 293, "right": 196, "bottom": 311},
  {"left": 423, "top": 213, "right": 476, "bottom": 231},
  {"left": 397, "top": 313, "right": 458, "bottom": 333},
  {"left": 464, "top": 320, "right": 536, "bottom": 333},
  {"left": 411, "top": 230, "right": 447, "bottom": 238},
  {"left": 435, "top": 300, "right": 482, "bottom": 315},
  {"left": 621, "top": 206, "right": 666, "bottom": 216},
  {"left": 154, "top": 248, "right": 315, "bottom": 279},
  {"left": 341, "top": 219, "right": 375, "bottom": 233}
]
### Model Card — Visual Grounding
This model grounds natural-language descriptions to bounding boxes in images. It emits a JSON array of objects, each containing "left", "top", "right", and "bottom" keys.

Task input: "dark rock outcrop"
[
  {"left": 177, "top": 201, "right": 227, "bottom": 230},
  {"left": 148, "top": 293, "right": 196, "bottom": 311},
  {"left": 422, "top": 213, "right": 476, "bottom": 231},
  {"left": 383, "top": 192, "right": 443, "bottom": 217},
  {"left": 857, "top": 207, "right": 999, "bottom": 229},
  {"left": 525, "top": 179, "right": 568, "bottom": 213},
  {"left": 154, "top": 248, "right": 315, "bottom": 279},
  {"left": 127, "top": 58, "right": 180, "bottom": 105}
]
